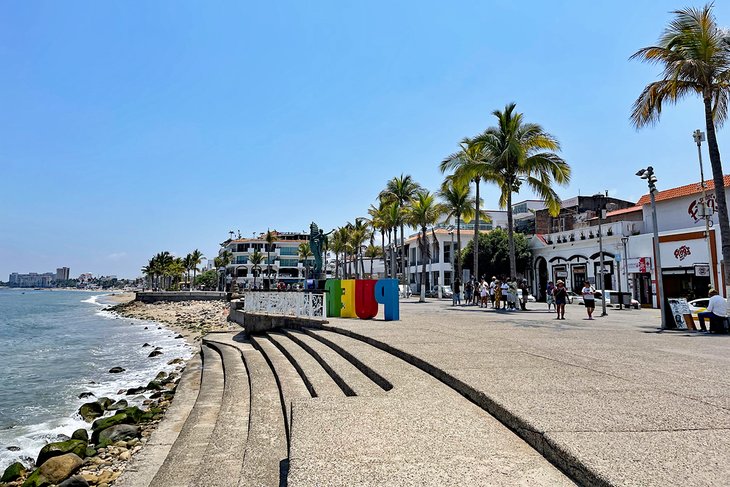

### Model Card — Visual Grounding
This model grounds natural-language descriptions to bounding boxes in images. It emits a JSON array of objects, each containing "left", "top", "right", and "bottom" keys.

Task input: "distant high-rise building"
[
  {"left": 56, "top": 267, "right": 70, "bottom": 282},
  {"left": 8, "top": 272, "right": 55, "bottom": 288}
]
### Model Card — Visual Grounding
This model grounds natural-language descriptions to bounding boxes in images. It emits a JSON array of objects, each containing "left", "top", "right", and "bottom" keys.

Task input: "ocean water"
[{"left": 0, "top": 289, "right": 192, "bottom": 471}]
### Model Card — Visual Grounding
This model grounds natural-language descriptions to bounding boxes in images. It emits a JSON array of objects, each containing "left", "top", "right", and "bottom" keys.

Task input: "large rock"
[
  {"left": 108, "top": 367, "right": 125, "bottom": 373},
  {"left": 23, "top": 453, "right": 83, "bottom": 487},
  {"left": 107, "top": 399, "right": 128, "bottom": 411},
  {"left": 1, "top": 461, "right": 26, "bottom": 482},
  {"left": 77, "top": 392, "right": 94, "bottom": 399},
  {"left": 36, "top": 439, "right": 87, "bottom": 466},
  {"left": 90, "top": 407, "right": 143, "bottom": 444},
  {"left": 97, "top": 424, "right": 140, "bottom": 447},
  {"left": 147, "top": 350, "right": 162, "bottom": 358},
  {"left": 95, "top": 397, "right": 113, "bottom": 410},
  {"left": 71, "top": 428, "right": 88, "bottom": 442},
  {"left": 78, "top": 402, "right": 103, "bottom": 422},
  {"left": 58, "top": 475, "right": 89, "bottom": 487}
]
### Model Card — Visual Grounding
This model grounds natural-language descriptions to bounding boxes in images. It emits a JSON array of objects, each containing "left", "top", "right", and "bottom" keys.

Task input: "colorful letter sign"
[{"left": 325, "top": 278, "right": 399, "bottom": 321}]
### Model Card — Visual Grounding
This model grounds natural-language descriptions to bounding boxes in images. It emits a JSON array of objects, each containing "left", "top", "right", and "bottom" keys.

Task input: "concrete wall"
[
  {"left": 228, "top": 308, "right": 326, "bottom": 334},
  {"left": 136, "top": 291, "right": 227, "bottom": 303}
]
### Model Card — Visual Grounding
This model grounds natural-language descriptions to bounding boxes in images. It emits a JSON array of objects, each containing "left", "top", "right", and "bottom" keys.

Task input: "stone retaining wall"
[
  {"left": 228, "top": 309, "right": 327, "bottom": 334},
  {"left": 136, "top": 291, "right": 227, "bottom": 304}
]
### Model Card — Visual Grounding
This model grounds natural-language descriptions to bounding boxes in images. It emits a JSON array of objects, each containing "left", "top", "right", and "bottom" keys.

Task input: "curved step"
[
  {"left": 266, "top": 332, "right": 343, "bottom": 398},
  {"left": 197, "top": 341, "right": 251, "bottom": 486},
  {"left": 282, "top": 329, "right": 384, "bottom": 397},
  {"left": 211, "top": 337, "right": 288, "bottom": 487},
  {"left": 250, "top": 335, "right": 311, "bottom": 439},
  {"left": 149, "top": 344, "right": 225, "bottom": 486},
  {"left": 114, "top": 349, "right": 203, "bottom": 487}
]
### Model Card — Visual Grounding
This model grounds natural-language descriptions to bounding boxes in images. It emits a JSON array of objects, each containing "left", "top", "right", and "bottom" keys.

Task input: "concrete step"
[
  {"left": 216, "top": 336, "right": 289, "bottom": 487},
  {"left": 114, "top": 348, "right": 203, "bottom": 487},
  {"left": 266, "top": 331, "right": 344, "bottom": 398},
  {"left": 282, "top": 329, "right": 384, "bottom": 397},
  {"left": 197, "top": 341, "right": 251, "bottom": 486},
  {"left": 250, "top": 335, "right": 311, "bottom": 437},
  {"left": 149, "top": 344, "right": 225, "bottom": 486}
]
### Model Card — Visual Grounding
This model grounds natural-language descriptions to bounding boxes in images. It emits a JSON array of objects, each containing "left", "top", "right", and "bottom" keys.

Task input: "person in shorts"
[
  {"left": 546, "top": 281, "right": 555, "bottom": 311},
  {"left": 581, "top": 280, "right": 596, "bottom": 320}
]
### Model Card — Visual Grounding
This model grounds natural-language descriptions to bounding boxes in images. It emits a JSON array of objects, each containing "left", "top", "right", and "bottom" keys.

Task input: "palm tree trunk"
[
  {"left": 507, "top": 189, "right": 517, "bottom": 278},
  {"left": 420, "top": 228, "right": 427, "bottom": 302},
  {"left": 473, "top": 178, "right": 481, "bottom": 281},
  {"left": 370, "top": 256, "right": 374, "bottom": 277},
  {"left": 381, "top": 232, "right": 386, "bottom": 278},
  {"left": 399, "top": 222, "right": 406, "bottom": 284},
  {"left": 193, "top": 268, "right": 197, "bottom": 290},
  {"left": 704, "top": 96, "right": 730, "bottom": 290},
  {"left": 335, "top": 254, "right": 340, "bottom": 279},
  {"left": 456, "top": 215, "right": 462, "bottom": 281}
]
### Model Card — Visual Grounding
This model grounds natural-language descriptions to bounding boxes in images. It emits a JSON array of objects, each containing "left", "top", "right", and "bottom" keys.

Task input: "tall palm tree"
[
  {"left": 330, "top": 229, "right": 346, "bottom": 279},
  {"left": 249, "top": 248, "right": 264, "bottom": 288},
  {"left": 476, "top": 104, "right": 570, "bottom": 277},
  {"left": 368, "top": 203, "right": 389, "bottom": 277},
  {"left": 406, "top": 191, "right": 443, "bottom": 302},
  {"left": 631, "top": 3, "right": 730, "bottom": 285},
  {"left": 438, "top": 178, "right": 481, "bottom": 283},
  {"left": 298, "top": 242, "right": 313, "bottom": 280},
  {"left": 351, "top": 218, "right": 371, "bottom": 279},
  {"left": 383, "top": 201, "right": 403, "bottom": 279},
  {"left": 189, "top": 249, "right": 204, "bottom": 290},
  {"left": 380, "top": 174, "right": 422, "bottom": 284},
  {"left": 265, "top": 230, "right": 276, "bottom": 288},
  {"left": 364, "top": 244, "right": 383, "bottom": 277},
  {"left": 183, "top": 253, "right": 194, "bottom": 290},
  {"left": 441, "top": 137, "right": 490, "bottom": 281}
]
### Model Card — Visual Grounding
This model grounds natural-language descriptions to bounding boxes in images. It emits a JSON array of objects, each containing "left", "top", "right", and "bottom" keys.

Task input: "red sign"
[{"left": 674, "top": 245, "right": 692, "bottom": 261}]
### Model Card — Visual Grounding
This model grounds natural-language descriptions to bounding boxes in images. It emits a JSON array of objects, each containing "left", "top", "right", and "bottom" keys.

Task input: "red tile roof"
[
  {"left": 637, "top": 175, "right": 730, "bottom": 206},
  {"left": 606, "top": 205, "right": 642, "bottom": 217}
]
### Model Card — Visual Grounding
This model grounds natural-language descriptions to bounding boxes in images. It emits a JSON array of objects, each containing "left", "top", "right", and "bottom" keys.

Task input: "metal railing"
[{"left": 241, "top": 290, "right": 325, "bottom": 319}]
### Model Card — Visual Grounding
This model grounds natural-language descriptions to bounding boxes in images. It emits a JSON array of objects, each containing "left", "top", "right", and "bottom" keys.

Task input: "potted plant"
[
  {"left": 607, "top": 227, "right": 614, "bottom": 236},
  {"left": 580, "top": 232, "right": 586, "bottom": 240},
  {"left": 588, "top": 231, "right": 595, "bottom": 238},
  {"left": 569, "top": 233, "right": 575, "bottom": 242}
]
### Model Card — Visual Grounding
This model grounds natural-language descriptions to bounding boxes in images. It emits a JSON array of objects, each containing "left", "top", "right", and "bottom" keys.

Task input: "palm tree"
[
  {"left": 351, "top": 218, "right": 371, "bottom": 279},
  {"left": 438, "top": 178, "right": 481, "bottom": 283},
  {"left": 631, "top": 3, "right": 730, "bottom": 285},
  {"left": 477, "top": 104, "right": 570, "bottom": 277},
  {"left": 249, "top": 248, "right": 264, "bottom": 288},
  {"left": 380, "top": 174, "right": 422, "bottom": 284},
  {"left": 183, "top": 253, "right": 194, "bottom": 290},
  {"left": 264, "top": 230, "right": 276, "bottom": 288},
  {"left": 406, "top": 191, "right": 443, "bottom": 302},
  {"left": 298, "top": 242, "right": 313, "bottom": 280},
  {"left": 383, "top": 201, "right": 403, "bottom": 279},
  {"left": 368, "top": 202, "right": 389, "bottom": 277},
  {"left": 189, "top": 249, "right": 204, "bottom": 290},
  {"left": 441, "top": 137, "right": 490, "bottom": 281},
  {"left": 364, "top": 244, "right": 383, "bottom": 277},
  {"left": 330, "top": 229, "right": 346, "bottom": 279}
]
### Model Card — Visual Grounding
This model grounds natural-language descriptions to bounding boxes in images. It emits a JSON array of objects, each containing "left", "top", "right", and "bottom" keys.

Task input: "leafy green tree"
[
  {"left": 298, "top": 242, "right": 313, "bottom": 279},
  {"left": 364, "top": 243, "right": 383, "bottom": 277},
  {"left": 188, "top": 249, "right": 204, "bottom": 290},
  {"left": 631, "top": 3, "right": 730, "bottom": 284},
  {"left": 461, "top": 228, "right": 530, "bottom": 279},
  {"left": 194, "top": 269, "right": 219, "bottom": 290},
  {"left": 438, "top": 178, "right": 483, "bottom": 282}
]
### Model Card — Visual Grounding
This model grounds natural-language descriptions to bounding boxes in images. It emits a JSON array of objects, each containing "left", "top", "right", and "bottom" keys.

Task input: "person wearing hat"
[{"left": 553, "top": 280, "right": 568, "bottom": 319}]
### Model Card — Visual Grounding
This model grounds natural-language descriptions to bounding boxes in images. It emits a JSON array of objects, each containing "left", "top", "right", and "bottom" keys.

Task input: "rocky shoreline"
[{"left": 0, "top": 297, "right": 235, "bottom": 487}]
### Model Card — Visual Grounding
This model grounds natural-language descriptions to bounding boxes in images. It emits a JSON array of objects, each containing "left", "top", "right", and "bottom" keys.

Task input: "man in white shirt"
[{"left": 697, "top": 290, "right": 728, "bottom": 332}]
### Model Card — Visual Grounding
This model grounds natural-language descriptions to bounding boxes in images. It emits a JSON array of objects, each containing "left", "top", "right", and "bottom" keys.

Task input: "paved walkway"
[{"left": 325, "top": 300, "right": 730, "bottom": 486}]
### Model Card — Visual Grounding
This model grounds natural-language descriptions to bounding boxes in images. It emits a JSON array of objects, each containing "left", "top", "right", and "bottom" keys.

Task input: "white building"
[{"left": 530, "top": 176, "right": 730, "bottom": 308}]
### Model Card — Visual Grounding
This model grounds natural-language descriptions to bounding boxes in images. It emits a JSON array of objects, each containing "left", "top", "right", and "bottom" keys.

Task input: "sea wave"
[{"left": 80, "top": 294, "right": 105, "bottom": 306}]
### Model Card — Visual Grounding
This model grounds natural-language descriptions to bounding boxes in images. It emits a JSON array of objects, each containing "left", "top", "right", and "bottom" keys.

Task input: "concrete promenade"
[{"left": 325, "top": 300, "right": 730, "bottom": 486}]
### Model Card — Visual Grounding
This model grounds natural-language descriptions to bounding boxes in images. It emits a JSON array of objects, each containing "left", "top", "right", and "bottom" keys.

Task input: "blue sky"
[{"left": 2, "top": 1, "right": 729, "bottom": 279}]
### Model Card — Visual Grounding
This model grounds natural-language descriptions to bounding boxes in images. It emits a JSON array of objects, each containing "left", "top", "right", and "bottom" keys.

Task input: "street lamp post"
[
  {"left": 693, "top": 129, "right": 716, "bottom": 292},
  {"left": 594, "top": 192, "right": 608, "bottom": 316},
  {"left": 621, "top": 236, "right": 630, "bottom": 303},
  {"left": 637, "top": 166, "right": 668, "bottom": 329}
]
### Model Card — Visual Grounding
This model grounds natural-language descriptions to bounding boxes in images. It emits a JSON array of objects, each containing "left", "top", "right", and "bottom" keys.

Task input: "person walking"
[
  {"left": 581, "top": 280, "right": 596, "bottom": 320},
  {"left": 479, "top": 280, "right": 488, "bottom": 308},
  {"left": 520, "top": 279, "right": 529, "bottom": 311},
  {"left": 546, "top": 281, "right": 555, "bottom": 311},
  {"left": 553, "top": 280, "right": 567, "bottom": 319},
  {"left": 500, "top": 280, "right": 509, "bottom": 310},
  {"left": 508, "top": 279, "right": 518, "bottom": 310},
  {"left": 453, "top": 278, "right": 461, "bottom": 306},
  {"left": 494, "top": 279, "right": 502, "bottom": 310},
  {"left": 489, "top": 277, "right": 497, "bottom": 308},
  {"left": 464, "top": 279, "right": 473, "bottom": 306}
]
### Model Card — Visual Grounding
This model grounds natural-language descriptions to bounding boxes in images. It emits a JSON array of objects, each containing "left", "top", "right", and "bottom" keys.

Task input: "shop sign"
[
  {"left": 627, "top": 257, "right": 651, "bottom": 273},
  {"left": 688, "top": 193, "right": 716, "bottom": 222},
  {"left": 660, "top": 239, "right": 709, "bottom": 267},
  {"left": 555, "top": 270, "right": 568, "bottom": 278},
  {"left": 694, "top": 264, "right": 711, "bottom": 277}
]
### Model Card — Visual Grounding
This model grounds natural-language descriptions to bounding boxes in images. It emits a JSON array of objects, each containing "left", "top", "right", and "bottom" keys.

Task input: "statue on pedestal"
[{"left": 309, "top": 222, "right": 333, "bottom": 280}]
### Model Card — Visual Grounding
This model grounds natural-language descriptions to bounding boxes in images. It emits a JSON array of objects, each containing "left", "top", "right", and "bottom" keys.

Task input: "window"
[
  {"left": 235, "top": 256, "right": 248, "bottom": 264},
  {"left": 444, "top": 243, "right": 451, "bottom": 264},
  {"left": 279, "top": 247, "right": 298, "bottom": 256},
  {"left": 280, "top": 259, "right": 299, "bottom": 267}
]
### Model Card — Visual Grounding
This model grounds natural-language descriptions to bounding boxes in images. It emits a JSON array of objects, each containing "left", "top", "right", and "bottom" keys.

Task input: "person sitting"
[{"left": 697, "top": 290, "right": 728, "bottom": 332}]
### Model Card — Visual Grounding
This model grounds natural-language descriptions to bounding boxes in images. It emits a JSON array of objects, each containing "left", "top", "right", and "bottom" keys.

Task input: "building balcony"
[{"left": 543, "top": 221, "right": 644, "bottom": 245}]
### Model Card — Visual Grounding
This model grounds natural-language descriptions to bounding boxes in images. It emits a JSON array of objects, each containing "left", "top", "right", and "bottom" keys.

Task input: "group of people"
[
  {"left": 545, "top": 279, "right": 598, "bottom": 320},
  {"left": 452, "top": 276, "right": 530, "bottom": 311}
]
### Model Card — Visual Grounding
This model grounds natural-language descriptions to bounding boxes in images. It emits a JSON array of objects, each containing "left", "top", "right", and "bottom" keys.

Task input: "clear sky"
[{"left": 2, "top": 1, "right": 729, "bottom": 279}]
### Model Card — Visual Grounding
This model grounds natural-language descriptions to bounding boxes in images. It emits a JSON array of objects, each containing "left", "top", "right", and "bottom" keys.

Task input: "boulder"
[
  {"left": 146, "top": 380, "right": 162, "bottom": 390},
  {"left": 84, "top": 446, "right": 96, "bottom": 458},
  {"left": 142, "top": 343, "right": 151, "bottom": 347},
  {"left": 78, "top": 402, "right": 103, "bottom": 422},
  {"left": 58, "top": 475, "right": 90, "bottom": 487},
  {"left": 174, "top": 334, "right": 184, "bottom": 339},
  {"left": 71, "top": 429, "right": 88, "bottom": 442},
  {"left": 148, "top": 350, "right": 162, "bottom": 358},
  {"left": 107, "top": 399, "right": 128, "bottom": 411},
  {"left": 154, "top": 371, "right": 168, "bottom": 381},
  {"left": 108, "top": 367, "right": 125, "bottom": 374},
  {"left": 77, "top": 392, "right": 95, "bottom": 399},
  {"left": 36, "top": 439, "right": 87, "bottom": 466},
  {"left": 1, "top": 461, "right": 27, "bottom": 482},
  {"left": 125, "top": 387, "right": 146, "bottom": 395},
  {"left": 23, "top": 453, "right": 83, "bottom": 487},
  {"left": 167, "top": 358, "right": 184, "bottom": 365},
  {"left": 7, "top": 445, "right": 21, "bottom": 451},
  {"left": 96, "top": 397, "right": 113, "bottom": 410},
  {"left": 97, "top": 424, "right": 140, "bottom": 448},
  {"left": 91, "top": 407, "right": 143, "bottom": 443}
]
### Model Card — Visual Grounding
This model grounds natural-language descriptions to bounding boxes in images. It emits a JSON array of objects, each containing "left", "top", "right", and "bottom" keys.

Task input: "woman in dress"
[{"left": 553, "top": 280, "right": 568, "bottom": 320}]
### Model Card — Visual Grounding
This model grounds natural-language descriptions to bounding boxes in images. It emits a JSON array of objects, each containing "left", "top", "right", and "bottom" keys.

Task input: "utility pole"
[
  {"left": 693, "top": 129, "right": 717, "bottom": 292},
  {"left": 594, "top": 192, "right": 608, "bottom": 316}
]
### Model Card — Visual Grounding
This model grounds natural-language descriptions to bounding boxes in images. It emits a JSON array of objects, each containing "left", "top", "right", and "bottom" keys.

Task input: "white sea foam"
[{"left": 80, "top": 294, "right": 105, "bottom": 305}]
